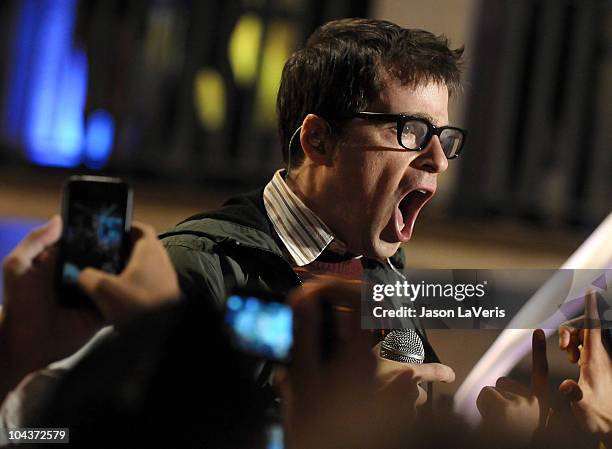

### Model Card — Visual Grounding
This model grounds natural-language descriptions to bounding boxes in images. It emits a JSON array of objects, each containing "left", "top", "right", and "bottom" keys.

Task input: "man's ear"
[{"left": 299, "top": 114, "right": 333, "bottom": 166}]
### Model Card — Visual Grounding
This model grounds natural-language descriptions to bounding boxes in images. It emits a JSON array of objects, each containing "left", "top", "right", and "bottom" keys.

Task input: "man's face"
[{"left": 322, "top": 79, "right": 450, "bottom": 259}]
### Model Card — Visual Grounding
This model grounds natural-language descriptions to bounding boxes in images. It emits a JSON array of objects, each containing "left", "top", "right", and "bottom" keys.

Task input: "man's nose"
[{"left": 410, "top": 135, "right": 449, "bottom": 174}]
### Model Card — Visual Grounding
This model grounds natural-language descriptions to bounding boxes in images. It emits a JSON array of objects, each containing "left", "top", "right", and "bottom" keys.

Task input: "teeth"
[{"left": 416, "top": 189, "right": 427, "bottom": 194}]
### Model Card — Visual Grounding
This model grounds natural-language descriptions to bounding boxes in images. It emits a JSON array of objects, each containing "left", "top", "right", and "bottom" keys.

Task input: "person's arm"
[
  {"left": 559, "top": 290, "right": 612, "bottom": 447},
  {"left": 0, "top": 217, "right": 181, "bottom": 405},
  {"left": 0, "top": 216, "right": 102, "bottom": 403}
]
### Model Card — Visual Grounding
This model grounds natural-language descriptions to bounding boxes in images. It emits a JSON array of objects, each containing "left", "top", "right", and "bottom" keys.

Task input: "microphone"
[{"left": 379, "top": 329, "right": 425, "bottom": 364}]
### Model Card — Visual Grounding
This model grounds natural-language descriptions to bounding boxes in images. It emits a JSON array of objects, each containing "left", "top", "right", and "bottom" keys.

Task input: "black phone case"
[{"left": 56, "top": 175, "right": 132, "bottom": 308}]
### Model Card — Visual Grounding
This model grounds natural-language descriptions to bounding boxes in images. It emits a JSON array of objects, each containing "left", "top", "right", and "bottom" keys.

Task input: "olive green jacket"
[{"left": 160, "top": 188, "right": 439, "bottom": 363}]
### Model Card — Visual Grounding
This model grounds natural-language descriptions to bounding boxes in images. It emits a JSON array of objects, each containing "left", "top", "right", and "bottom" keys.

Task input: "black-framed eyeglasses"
[{"left": 352, "top": 112, "right": 466, "bottom": 159}]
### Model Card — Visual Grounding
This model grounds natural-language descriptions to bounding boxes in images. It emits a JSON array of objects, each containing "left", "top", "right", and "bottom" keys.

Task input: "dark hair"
[{"left": 277, "top": 18, "right": 464, "bottom": 166}]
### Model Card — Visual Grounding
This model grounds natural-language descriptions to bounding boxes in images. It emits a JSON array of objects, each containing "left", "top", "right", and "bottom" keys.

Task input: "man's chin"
[{"left": 366, "top": 240, "right": 402, "bottom": 261}]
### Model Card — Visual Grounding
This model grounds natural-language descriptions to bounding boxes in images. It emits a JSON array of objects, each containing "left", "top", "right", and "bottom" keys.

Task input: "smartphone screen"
[
  {"left": 58, "top": 176, "right": 132, "bottom": 305},
  {"left": 224, "top": 292, "right": 293, "bottom": 363}
]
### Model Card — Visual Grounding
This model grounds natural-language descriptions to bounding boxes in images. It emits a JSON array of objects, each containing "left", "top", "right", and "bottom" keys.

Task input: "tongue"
[
  {"left": 381, "top": 201, "right": 415, "bottom": 244},
  {"left": 394, "top": 206, "right": 413, "bottom": 242},
  {"left": 395, "top": 207, "right": 404, "bottom": 233}
]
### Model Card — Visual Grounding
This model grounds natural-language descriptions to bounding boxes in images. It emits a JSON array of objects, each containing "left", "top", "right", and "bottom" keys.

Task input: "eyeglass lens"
[
  {"left": 439, "top": 129, "right": 463, "bottom": 158},
  {"left": 401, "top": 120, "right": 462, "bottom": 158}
]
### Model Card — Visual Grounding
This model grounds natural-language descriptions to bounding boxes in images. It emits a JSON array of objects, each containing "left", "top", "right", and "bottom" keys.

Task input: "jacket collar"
[{"left": 163, "top": 188, "right": 405, "bottom": 270}]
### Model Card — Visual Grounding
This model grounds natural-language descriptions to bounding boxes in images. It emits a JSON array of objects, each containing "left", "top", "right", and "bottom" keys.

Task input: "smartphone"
[
  {"left": 224, "top": 291, "right": 294, "bottom": 363},
  {"left": 57, "top": 175, "right": 133, "bottom": 306},
  {"left": 224, "top": 290, "right": 338, "bottom": 364}
]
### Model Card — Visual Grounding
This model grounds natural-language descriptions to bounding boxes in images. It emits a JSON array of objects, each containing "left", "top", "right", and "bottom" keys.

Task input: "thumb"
[{"left": 78, "top": 268, "right": 139, "bottom": 322}]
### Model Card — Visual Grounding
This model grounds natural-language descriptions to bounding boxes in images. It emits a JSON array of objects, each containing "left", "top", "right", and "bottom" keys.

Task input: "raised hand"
[
  {"left": 559, "top": 290, "right": 612, "bottom": 445},
  {"left": 78, "top": 222, "right": 180, "bottom": 323},
  {"left": 0, "top": 217, "right": 102, "bottom": 402},
  {"left": 477, "top": 329, "right": 550, "bottom": 446}
]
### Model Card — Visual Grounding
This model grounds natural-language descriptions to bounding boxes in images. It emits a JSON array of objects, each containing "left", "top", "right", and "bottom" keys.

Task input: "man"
[
  {"left": 0, "top": 218, "right": 435, "bottom": 447},
  {"left": 161, "top": 18, "right": 464, "bottom": 379},
  {"left": 3, "top": 220, "right": 610, "bottom": 447}
]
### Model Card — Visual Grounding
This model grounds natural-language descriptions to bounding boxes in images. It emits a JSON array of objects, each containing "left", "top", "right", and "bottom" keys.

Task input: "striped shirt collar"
[{"left": 263, "top": 170, "right": 347, "bottom": 266}]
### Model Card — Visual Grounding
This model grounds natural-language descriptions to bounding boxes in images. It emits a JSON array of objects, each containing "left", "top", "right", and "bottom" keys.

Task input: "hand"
[
  {"left": 78, "top": 222, "right": 180, "bottom": 323},
  {"left": 281, "top": 280, "right": 423, "bottom": 449},
  {"left": 0, "top": 216, "right": 102, "bottom": 402},
  {"left": 559, "top": 290, "right": 612, "bottom": 444},
  {"left": 373, "top": 342, "right": 455, "bottom": 407},
  {"left": 477, "top": 329, "right": 550, "bottom": 446}
]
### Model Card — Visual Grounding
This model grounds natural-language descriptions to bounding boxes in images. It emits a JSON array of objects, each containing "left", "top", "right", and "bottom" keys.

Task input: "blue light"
[
  {"left": 1, "top": 0, "right": 114, "bottom": 169},
  {"left": 3, "top": 0, "right": 38, "bottom": 142},
  {"left": 84, "top": 110, "right": 115, "bottom": 169},
  {"left": 25, "top": 0, "right": 85, "bottom": 167},
  {"left": 227, "top": 295, "right": 244, "bottom": 311}
]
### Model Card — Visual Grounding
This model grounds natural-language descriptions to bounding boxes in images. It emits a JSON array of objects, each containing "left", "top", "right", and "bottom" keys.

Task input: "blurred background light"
[
  {"left": 229, "top": 13, "right": 264, "bottom": 88},
  {"left": 84, "top": 109, "right": 115, "bottom": 170},
  {"left": 194, "top": 68, "right": 226, "bottom": 132},
  {"left": 255, "top": 20, "right": 296, "bottom": 129},
  {"left": 2, "top": 0, "right": 89, "bottom": 168}
]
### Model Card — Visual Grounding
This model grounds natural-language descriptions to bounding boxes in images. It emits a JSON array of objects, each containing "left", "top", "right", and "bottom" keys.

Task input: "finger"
[
  {"left": 532, "top": 329, "right": 550, "bottom": 426},
  {"left": 560, "top": 326, "right": 585, "bottom": 347},
  {"left": 385, "top": 370, "right": 428, "bottom": 407},
  {"left": 477, "top": 386, "right": 506, "bottom": 418},
  {"left": 130, "top": 221, "right": 156, "bottom": 240},
  {"left": 559, "top": 326, "right": 581, "bottom": 363},
  {"left": 123, "top": 221, "right": 148, "bottom": 258},
  {"left": 410, "top": 363, "right": 455, "bottom": 384},
  {"left": 559, "top": 379, "right": 583, "bottom": 402},
  {"left": 33, "top": 245, "right": 55, "bottom": 265},
  {"left": 584, "top": 289, "right": 600, "bottom": 326},
  {"left": 26, "top": 215, "right": 62, "bottom": 248},
  {"left": 560, "top": 315, "right": 584, "bottom": 330},
  {"left": 582, "top": 291, "right": 602, "bottom": 361},
  {"left": 495, "top": 389, "right": 522, "bottom": 402},
  {"left": 496, "top": 377, "right": 531, "bottom": 397},
  {"left": 4, "top": 216, "right": 62, "bottom": 275},
  {"left": 372, "top": 341, "right": 382, "bottom": 356},
  {"left": 532, "top": 329, "right": 549, "bottom": 387},
  {"left": 78, "top": 268, "right": 140, "bottom": 321},
  {"left": 415, "top": 384, "right": 428, "bottom": 407},
  {"left": 559, "top": 325, "right": 572, "bottom": 349}
]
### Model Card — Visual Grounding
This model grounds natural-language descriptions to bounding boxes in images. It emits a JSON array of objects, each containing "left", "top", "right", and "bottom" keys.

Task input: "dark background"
[{"left": 0, "top": 0, "right": 610, "bottom": 402}]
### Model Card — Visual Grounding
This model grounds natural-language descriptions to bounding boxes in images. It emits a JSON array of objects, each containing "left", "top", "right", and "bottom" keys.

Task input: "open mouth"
[{"left": 393, "top": 188, "right": 434, "bottom": 242}]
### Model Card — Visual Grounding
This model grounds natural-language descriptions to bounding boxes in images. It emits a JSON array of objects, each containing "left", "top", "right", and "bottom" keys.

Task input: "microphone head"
[{"left": 380, "top": 329, "right": 425, "bottom": 364}]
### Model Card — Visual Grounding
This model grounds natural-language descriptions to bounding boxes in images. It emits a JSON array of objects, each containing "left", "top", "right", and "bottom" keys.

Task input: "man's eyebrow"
[{"left": 403, "top": 112, "right": 437, "bottom": 125}]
